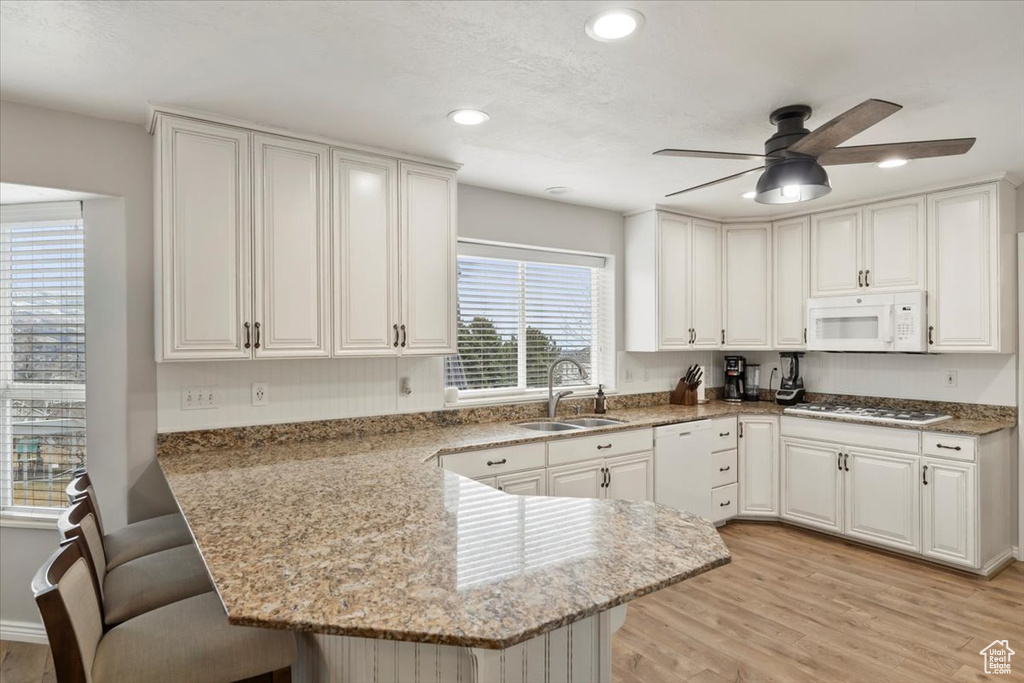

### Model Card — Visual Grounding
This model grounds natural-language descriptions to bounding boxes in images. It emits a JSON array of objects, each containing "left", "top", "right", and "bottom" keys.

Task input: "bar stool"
[
  {"left": 58, "top": 498, "right": 212, "bottom": 625},
  {"left": 66, "top": 471, "right": 192, "bottom": 569},
  {"left": 33, "top": 538, "right": 296, "bottom": 682}
]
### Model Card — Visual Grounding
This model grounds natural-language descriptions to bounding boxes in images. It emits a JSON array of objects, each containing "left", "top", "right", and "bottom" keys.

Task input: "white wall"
[
  {"left": 745, "top": 350, "right": 1017, "bottom": 406},
  {"left": 157, "top": 184, "right": 711, "bottom": 432}
]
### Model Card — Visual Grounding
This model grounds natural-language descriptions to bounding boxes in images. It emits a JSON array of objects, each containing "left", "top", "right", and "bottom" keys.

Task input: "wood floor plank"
[{"left": 0, "top": 641, "right": 48, "bottom": 683}]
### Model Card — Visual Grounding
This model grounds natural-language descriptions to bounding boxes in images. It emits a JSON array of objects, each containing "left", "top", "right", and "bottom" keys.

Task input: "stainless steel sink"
[
  {"left": 559, "top": 417, "right": 626, "bottom": 428},
  {"left": 516, "top": 421, "right": 586, "bottom": 432}
]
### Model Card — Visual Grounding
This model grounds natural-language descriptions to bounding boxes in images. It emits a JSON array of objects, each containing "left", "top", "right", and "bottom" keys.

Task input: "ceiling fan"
[{"left": 655, "top": 99, "right": 975, "bottom": 204}]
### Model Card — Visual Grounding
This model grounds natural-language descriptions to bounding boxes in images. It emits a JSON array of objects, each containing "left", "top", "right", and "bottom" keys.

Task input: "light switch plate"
[
  {"left": 252, "top": 382, "right": 268, "bottom": 406},
  {"left": 182, "top": 386, "right": 217, "bottom": 410}
]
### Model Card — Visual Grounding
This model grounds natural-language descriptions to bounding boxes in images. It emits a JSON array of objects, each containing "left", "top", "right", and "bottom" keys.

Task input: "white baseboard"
[
  {"left": 0, "top": 619, "right": 48, "bottom": 644},
  {"left": 1013, "top": 545, "right": 1021, "bottom": 561}
]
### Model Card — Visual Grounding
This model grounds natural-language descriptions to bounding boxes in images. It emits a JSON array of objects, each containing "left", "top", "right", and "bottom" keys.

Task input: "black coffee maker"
[
  {"left": 723, "top": 355, "right": 746, "bottom": 404},
  {"left": 776, "top": 352, "right": 806, "bottom": 405}
]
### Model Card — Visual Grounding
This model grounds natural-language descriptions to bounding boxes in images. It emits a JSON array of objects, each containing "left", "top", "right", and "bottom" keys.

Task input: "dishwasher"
[{"left": 654, "top": 420, "right": 711, "bottom": 519}]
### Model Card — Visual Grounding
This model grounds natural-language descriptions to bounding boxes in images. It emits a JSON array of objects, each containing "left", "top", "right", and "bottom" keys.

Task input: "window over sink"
[{"left": 444, "top": 240, "right": 612, "bottom": 402}]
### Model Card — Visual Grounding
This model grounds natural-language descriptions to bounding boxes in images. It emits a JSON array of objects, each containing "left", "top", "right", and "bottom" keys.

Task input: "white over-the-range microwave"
[{"left": 806, "top": 291, "right": 927, "bottom": 353}]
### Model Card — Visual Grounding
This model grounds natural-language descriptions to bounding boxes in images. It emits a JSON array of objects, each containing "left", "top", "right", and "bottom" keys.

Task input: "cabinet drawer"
[
  {"left": 441, "top": 443, "right": 546, "bottom": 478},
  {"left": 711, "top": 483, "right": 738, "bottom": 522},
  {"left": 921, "top": 433, "right": 976, "bottom": 462},
  {"left": 712, "top": 449, "right": 737, "bottom": 488},
  {"left": 547, "top": 429, "right": 653, "bottom": 466},
  {"left": 710, "top": 417, "right": 738, "bottom": 452}
]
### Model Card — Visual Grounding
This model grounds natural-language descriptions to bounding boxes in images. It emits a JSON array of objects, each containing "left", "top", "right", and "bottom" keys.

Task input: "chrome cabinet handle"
[
  {"left": 393, "top": 324, "right": 399, "bottom": 348},
  {"left": 253, "top": 322, "right": 261, "bottom": 349},
  {"left": 244, "top": 322, "right": 251, "bottom": 349},
  {"left": 935, "top": 444, "right": 962, "bottom": 451},
  {"left": 719, "top": 466, "right": 731, "bottom": 472},
  {"left": 858, "top": 270, "right": 864, "bottom": 287},
  {"left": 400, "top": 324, "right": 407, "bottom": 348},
  {"left": 928, "top": 325, "right": 934, "bottom": 345},
  {"left": 864, "top": 269, "right": 870, "bottom": 286},
  {"left": 922, "top": 465, "right": 928, "bottom": 486},
  {"left": 486, "top": 459, "right": 507, "bottom": 467}
]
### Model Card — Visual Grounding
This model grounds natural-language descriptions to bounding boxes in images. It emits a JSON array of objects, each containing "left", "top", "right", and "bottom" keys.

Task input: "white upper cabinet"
[
  {"left": 810, "top": 208, "right": 862, "bottom": 296},
  {"left": 722, "top": 223, "right": 772, "bottom": 349},
  {"left": 625, "top": 211, "right": 721, "bottom": 351},
  {"left": 862, "top": 196, "right": 926, "bottom": 292},
  {"left": 399, "top": 162, "right": 458, "bottom": 355},
  {"left": 252, "top": 135, "right": 330, "bottom": 358},
  {"left": 772, "top": 217, "right": 810, "bottom": 349},
  {"left": 691, "top": 219, "right": 722, "bottom": 348},
  {"left": 156, "top": 117, "right": 252, "bottom": 361},
  {"left": 927, "top": 182, "right": 1016, "bottom": 353},
  {"left": 332, "top": 151, "right": 399, "bottom": 355},
  {"left": 154, "top": 112, "right": 458, "bottom": 361}
]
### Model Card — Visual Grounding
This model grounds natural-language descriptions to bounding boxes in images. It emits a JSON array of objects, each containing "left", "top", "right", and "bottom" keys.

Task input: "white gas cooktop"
[{"left": 783, "top": 403, "right": 953, "bottom": 426}]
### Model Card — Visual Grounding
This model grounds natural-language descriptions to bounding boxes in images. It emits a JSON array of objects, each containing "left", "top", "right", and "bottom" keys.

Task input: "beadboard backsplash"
[{"left": 156, "top": 351, "right": 721, "bottom": 433}]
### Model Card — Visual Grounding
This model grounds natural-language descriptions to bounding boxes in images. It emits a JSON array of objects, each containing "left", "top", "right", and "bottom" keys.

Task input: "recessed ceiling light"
[
  {"left": 876, "top": 158, "right": 908, "bottom": 169},
  {"left": 741, "top": 191, "right": 757, "bottom": 200},
  {"left": 585, "top": 8, "right": 644, "bottom": 42},
  {"left": 545, "top": 186, "right": 572, "bottom": 195},
  {"left": 448, "top": 109, "right": 489, "bottom": 126}
]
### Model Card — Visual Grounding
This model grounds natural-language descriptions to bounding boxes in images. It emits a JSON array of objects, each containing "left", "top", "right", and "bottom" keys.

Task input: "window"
[
  {"left": 0, "top": 201, "right": 86, "bottom": 516},
  {"left": 445, "top": 241, "right": 611, "bottom": 399}
]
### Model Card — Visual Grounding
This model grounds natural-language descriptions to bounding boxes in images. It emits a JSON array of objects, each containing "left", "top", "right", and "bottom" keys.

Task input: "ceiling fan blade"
[
  {"left": 665, "top": 166, "right": 765, "bottom": 198},
  {"left": 817, "top": 138, "right": 976, "bottom": 165},
  {"left": 654, "top": 148, "right": 765, "bottom": 162},
  {"left": 787, "top": 99, "right": 903, "bottom": 157}
]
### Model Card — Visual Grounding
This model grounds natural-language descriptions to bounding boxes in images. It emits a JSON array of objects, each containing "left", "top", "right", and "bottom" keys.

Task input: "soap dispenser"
[{"left": 594, "top": 384, "right": 607, "bottom": 414}]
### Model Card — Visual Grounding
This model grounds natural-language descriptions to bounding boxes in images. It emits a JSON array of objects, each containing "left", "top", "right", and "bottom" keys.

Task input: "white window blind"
[
  {"left": 0, "top": 201, "right": 86, "bottom": 515},
  {"left": 445, "top": 241, "right": 611, "bottom": 397}
]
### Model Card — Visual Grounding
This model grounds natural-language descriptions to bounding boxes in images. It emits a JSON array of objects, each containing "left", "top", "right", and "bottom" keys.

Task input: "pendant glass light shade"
[{"left": 754, "top": 157, "right": 832, "bottom": 204}]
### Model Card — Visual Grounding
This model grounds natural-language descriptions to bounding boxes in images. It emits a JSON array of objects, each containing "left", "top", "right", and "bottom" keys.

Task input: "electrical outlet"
[
  {"left": 182, "top": 386, "right": 217, "bottom": 410},
  {"left": 252, "top": 382, "right": 268, "bottom": 406},
  {"left": 944, "top": 370, "right": 958, "bottom": 387}
]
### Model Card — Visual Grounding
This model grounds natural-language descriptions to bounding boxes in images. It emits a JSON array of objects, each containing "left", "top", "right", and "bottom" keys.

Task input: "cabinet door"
[
  {"left": 780, "top": 439, "right": 843, "bottom": 533},
  {"left": 862, "top": 196, "right": 926, "bottom": 292},
  {"left": 473, "top": 476, "right": 497, "bottom": 488},
  {"left": 657, "top": 214, "right": 693, "bottom": 348},
  {"left": 547, "top": 461, "right": 605, "bottom": 500},
  {"left": 738, "top": 417, "right": 779, "bottom": 517},
  {"left": 252, "top": 135, "right": 330, "bottom": 357},
  {"left": 690, "top": 219, "right": 721, "bottom": 347},
  {"left": 722, "top": 224, "right": 772, "bottom": 349},
  {"left": 922, "top": 458, "right": 977, "bottom": 567},
  {"left": 497, "top": 468, "right": 548, "bottom": 497},
  {"left": 605, "top": 452, "right": 654, "bottom": 502},
  {"left": 332, "top": 151, "right": 399, "bottom": 355},
  {"left": 810, "top": 208, "right": 862, "bottom": 296},
  {"left": 927, "top": 185, "right": 996, "bottom": 352},
  {"left": 399, "top": 162, "right": 457, "bottom": 354},
  {"left": 772, "top": 217, "right": 810, "bottom": 348},
  {"left": 844, "top": 448, "right": 920, "bottom": 552},
  {"left": 157, "top": 117, "right": 252, "bottom": 360}
]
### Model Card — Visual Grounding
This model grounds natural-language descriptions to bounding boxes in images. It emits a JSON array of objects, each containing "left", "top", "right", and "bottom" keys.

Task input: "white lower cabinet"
[
  {"left": 844, "top": 448, "right": 920, "bottom": 553},
  {"left": 496, "top": 468, "right": 548, "bottom": 497},
  {"left": 780, "top": 438, "right": 844, "bottom": 533},
  {"left": 547, "top": 452, "right": 654, "bottom": 502},
  {"left": 547, "top": 461, "right": 606, "bottom": 499},
  {"left": 605, "top": 453, "right": 654, "bottom": 502},
  {"left": 921, "top": 457, "right": 976, "bottom": 567},
  {"left": 738, "top": 416, "right": 779, "bottom": 517}
]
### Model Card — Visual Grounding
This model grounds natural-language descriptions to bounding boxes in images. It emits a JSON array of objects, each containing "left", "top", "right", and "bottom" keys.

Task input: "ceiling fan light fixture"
[
  {"left": 754, "top": 157, "right": 832, "bottom": 204},
  {"left": 585, "top": 9, "right": 644, "bottom": 42},
  {"left": 741, "top": 191, "right": 757, "bottom": 200},
  {"left": 876, "top": 158, "right": 908, "bottom": 168}
]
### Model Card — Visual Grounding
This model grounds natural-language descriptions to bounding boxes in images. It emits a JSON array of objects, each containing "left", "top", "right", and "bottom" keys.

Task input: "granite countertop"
[
  {"left": 157, "top": 399, "right": 1012, "bottom": 649},
  {"left": 159, "top": 418, "right": 732, "bottom": 649}
]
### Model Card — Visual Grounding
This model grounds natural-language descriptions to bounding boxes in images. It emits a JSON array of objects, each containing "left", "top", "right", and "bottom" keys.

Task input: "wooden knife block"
[{"left": 670, "top": 379, "right": 697, "bottom": 406}]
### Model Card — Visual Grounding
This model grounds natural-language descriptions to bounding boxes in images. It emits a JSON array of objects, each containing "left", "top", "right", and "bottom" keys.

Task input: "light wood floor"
[{"left": 3, "top": 522, "right": 1021, "bottom": 683}]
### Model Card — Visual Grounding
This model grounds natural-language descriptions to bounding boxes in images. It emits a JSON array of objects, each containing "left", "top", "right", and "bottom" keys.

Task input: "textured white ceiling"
[{"left": 1, "top": 1, "right": 1022, "bottom": 216}]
